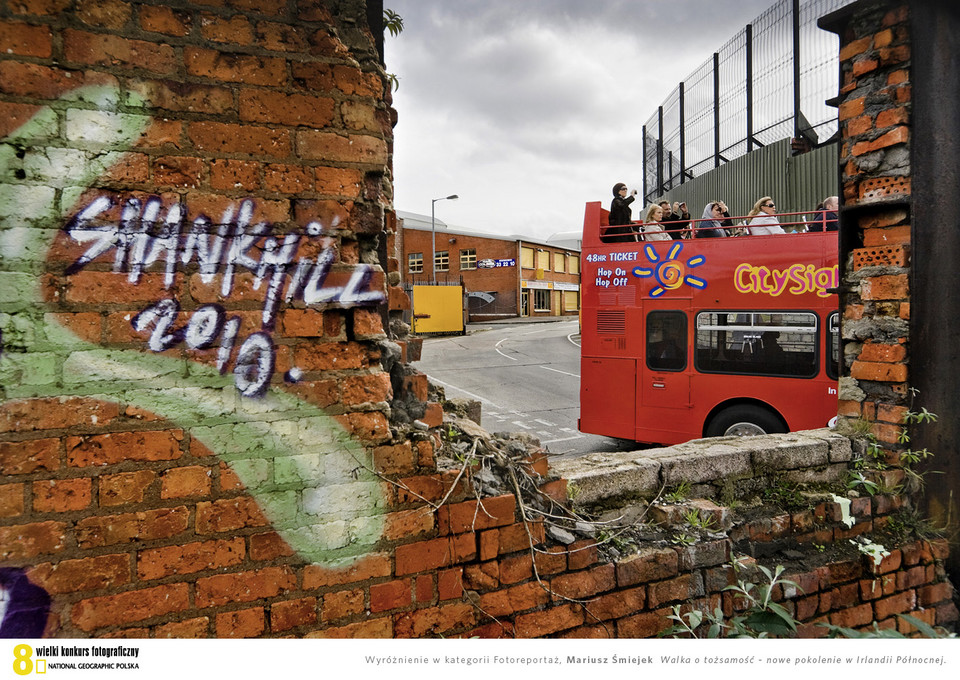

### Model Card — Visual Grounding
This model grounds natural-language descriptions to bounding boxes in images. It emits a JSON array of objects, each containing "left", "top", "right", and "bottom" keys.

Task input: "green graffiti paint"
[{"left": 0, "top": 86, "right": 386, "bottom": 565}]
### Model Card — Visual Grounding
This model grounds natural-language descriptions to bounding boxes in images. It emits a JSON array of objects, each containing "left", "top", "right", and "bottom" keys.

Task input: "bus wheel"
[{"left": 706, "top": 405, "right": 785, "bottom": 438}]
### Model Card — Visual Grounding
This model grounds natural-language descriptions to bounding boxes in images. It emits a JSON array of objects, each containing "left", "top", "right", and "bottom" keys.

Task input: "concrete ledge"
[{"left": 550, "top": 428, "right": 852, "bottom": 507}]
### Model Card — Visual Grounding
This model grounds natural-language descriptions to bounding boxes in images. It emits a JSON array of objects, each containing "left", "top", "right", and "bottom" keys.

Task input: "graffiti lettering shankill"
[{"left": 64, "top": 195, "right": 386, "bottom": 397}]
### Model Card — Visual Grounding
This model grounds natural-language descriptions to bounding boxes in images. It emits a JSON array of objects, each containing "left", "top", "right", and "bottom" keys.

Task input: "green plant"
[
  {"left": 661, "top": 557, "right": 801, "bottom": 638},
  {"left": 887, "top": 508, "right": 944, "bottom": 541},
  {"left": 383, "top": 9, "right": 404, "bottom": 90},
  {"left": 763, "top": 479, "right": 808, "bottom": 510},
  {"left": 670, "top": 530, "right": 696, "bottom": 546},
  {"left": 663, "top": 481, "right": 691, "bottom": 504},
  {"left": 682, "top": 508, "right": 717, "bottom": 531},
  {"left": 821, "top": 614, "right": 956, "bottom": 639}
]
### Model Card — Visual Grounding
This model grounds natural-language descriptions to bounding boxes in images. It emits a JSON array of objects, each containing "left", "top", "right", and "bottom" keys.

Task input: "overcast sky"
[{"left": 386, "top": 0, "right": 777, "bottom": 241}]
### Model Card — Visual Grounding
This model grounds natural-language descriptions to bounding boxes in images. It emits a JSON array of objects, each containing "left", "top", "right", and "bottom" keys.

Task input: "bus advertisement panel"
[{"left": 578, "top": 201, "right": 840, "bottom": 446}]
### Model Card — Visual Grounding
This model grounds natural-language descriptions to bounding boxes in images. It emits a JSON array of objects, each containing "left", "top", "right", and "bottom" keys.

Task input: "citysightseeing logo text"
[{"left": 735, "top": 262, "right": 839, "bottom": 298}]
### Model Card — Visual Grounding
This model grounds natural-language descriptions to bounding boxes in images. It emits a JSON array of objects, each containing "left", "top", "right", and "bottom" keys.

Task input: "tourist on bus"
[
  {"left": 658, "top": 200, "right": 690, "bottom": 239},
  {"left": 808, "top": 195, "right": 839, "bottom": 232},
  {"left": 642, "top": 204, "right": 672, "bottom": 241},
  {"left": 746, "top": 196, "right": 786, "bottom": 235},
  {"left": 695, "top": 201, "right": 732, "bottom": 238},
  {"left": 606, "top": 182, "right": 638, "bottom": 242}
]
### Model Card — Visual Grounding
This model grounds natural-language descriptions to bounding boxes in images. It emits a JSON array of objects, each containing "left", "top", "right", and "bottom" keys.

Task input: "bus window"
[
  {"left": 694, "top": 311, "right": 819, "bottom": 378},
  {"left": 646, "top": 311, "right": 686, "bottom": 371},
  {"left": 826, "top": 311, "right": 840, "bottom": 380}
]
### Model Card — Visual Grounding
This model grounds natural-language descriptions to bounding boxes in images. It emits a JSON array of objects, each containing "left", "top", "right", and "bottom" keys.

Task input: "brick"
[
  {"left": 438, "top": 568, "right": 464, "bottom": 601},
  {"left": 66, "top": 430, "right": 183, "bottom": 467},
  {"left": 249, "top": 531, "right": 296, "bottom": 561},
  {"left": 153, "top": 155, "right": 204, "bottom": 188},
  {"left": 851, "top": 361, "right": 908, "bottom": 382},
  {"left": 498, "top": 553, "right": 534, "bottom": 585},
  {"left": 370, "top": 579, "right": 412, "bottom": 613},
  {"left": 264, "top": 163, "right": 315, "bottom": 194},
  {"left": 138, "top": 537, "right": 245, "bottom": 580},
  {"left": 583, "top": 586, "right": 646, "bottom": 621},
  {"left": 188, "top": 121, "right": 291, "bottom": 158},
  {"left": 139, "top": 5, "right": 191, "bottom": 36},
  {"left": 549, "top": 564, "right": 616, "bottom": 600},
  {"left": 297, "top": 130, "right": 388, "bottom": 166},
  {"left": 309, "top": 618, "right": 393, "bottom": 639},
  {"left": 874, "top": 589, "right": 916, "bottom": 620},
  {"left": 29, "top": 554, "right": 130, "bottom": 594},
  {"left": 303, "top": 553, "right": 392, "bottom": 589},
  {"left": 199, "top": 12, "right": 253, "bottom": 43},
  {"left": 1, "top": 397, "right": 119, "bottom": 433},
  {"left": 33, "top": 477, "right": 92, "bottom": 512},
  {"left": 240, "top": 90, "right": 336, "bottom": 128},
  {"left": 271, "top": 598, "right": 318, "bottom": 632},
  {"left": 315, "top": 167, "right": 363, "bottom": 198},
  {"left": 477, "top": 582, "right": 551, "bottom": 618},
  {"left": 154, "top": 617, "right": 210, "bottom": 638},
  {"left": 839, "top": 37, "right": 873, "bottom": 62},
  {"left": 829, "top": 603, "right": 873, "bottom": 628},
  {"left": 648, "top": 574, "right": 703, "bottom": 609},
  {"left": 72, "top": 583, "right": 190, "bottom": 632},
  {"left": 437, "top": 495, "right": 516, "bottom": 535},
  {"left": 535, "top": 546, "right": 567, "bottom": 576},
  {"left": 859, "top": 343, "right": 907, "bottom": 364},
  {"left": 0, "top": 521, "right": 67, "bottom": 559},
  {"left": 415, "top": 574, "right": 434, "bottom": 603},
  {"left": 76, "top": 506, "right": 189, "bottom": 548},
  {"left": 616, "top": 547, "right": 679, "bottom": 586},
  {"left": 617, "top": 608, "right": 673, "bottom": 638},
  {"left": 393, "top": 603, "right": 476, "bottom": 638},
  {"left": 216, "top": 607, "right": 265, "bottom": 638},
  {"left": 383, "top": 508, "right": 434, "bottom": 542},
  {"left": 514, "top": 603, "right": 583, "bottom": 638},
  {"left": 256, "top": 21, "right": 307, "bottom": 52},
  {"left": 463, "top": 562, "right": 499, "bottom": 591},
  {"left": 99, "top": 470, "right": 156, "bottom": 507},
  {"left": 185, "top": 47, "right": 287, "bottom": 86},
  {"left": 343, "top": 373, "right": 393, "bottom": 407},
  {"left": 63, "top": 29, "right": 176, "bottom": 74},
  {"left": 0, "top": 20, "right": 52, "bottom": 57},
  {"left": 852, "top": 126, "right": 910, "bottom": 156},
  {"left": 321, "top": 588, "right": 365, "bottom": 622},
  {"left": 196, "top": 566, "right": 297, "bottom": 608},
  {"left": 0, "top": 439, "right": 59, "bottom": 475},
  {"left": 0, "top": 483, "right": 24, "bottom": 518},
  {"left": 334, "top": 411, "right": 391, "bottom": 444},
  {"left": 918, "top": 582, "right": 953, "bottom": 607},
  {"left": 838, "top": 97, "right": 865, "bottom": 122},
  {"left": 861, "top": 274, "right": 909, "bottom": 301},
  {"left": 195, "top": 496, "right": 268, "bottom": 533},
  {"left": 160, "top": 465, "right": 212, "bottom": 499}
]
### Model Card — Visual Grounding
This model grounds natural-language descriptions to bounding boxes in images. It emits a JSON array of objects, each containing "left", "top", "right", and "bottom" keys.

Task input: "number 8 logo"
[{"left": 13, "top": 644, "right": 33, "bottom": 676}]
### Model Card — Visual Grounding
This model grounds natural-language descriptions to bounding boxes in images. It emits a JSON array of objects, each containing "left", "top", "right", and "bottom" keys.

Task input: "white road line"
[
  {"left": 567, "top": 333, "right": 581, "bottom": 348},
  {"left": 511, "top": 421, "right": 532, "bottom": 430},
  {"left": 536, "top": 431, "right": 553, "bottom": 437},
  {"left": 540, "top": 365, "right": 579, "bottom": 378},
  {"left": 423, "top": 376, "right": 504, "bottom": 410},
  {"left": 494, "top": 337, "right": 518, "bottom": 362},
  {"left": 534, "top": 419, "right": 556, "bottom": 427},
  {"left": 541, "top": 434, "right": 584, "bottom": 444}
]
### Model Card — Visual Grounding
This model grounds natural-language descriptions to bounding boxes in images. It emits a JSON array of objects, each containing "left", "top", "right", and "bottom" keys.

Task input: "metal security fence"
[{"left": 642, "top": 0, "right": 855, "bottom": 204}]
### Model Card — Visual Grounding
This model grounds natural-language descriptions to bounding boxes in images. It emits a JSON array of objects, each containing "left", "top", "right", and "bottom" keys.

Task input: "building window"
[
  {"left": 533, "top": 289, "right": 551, "bottom": 312},
  {"left": 563, "top": 290, "right": 579, "bottom": 312},
  {"left": 460, "top": 248, "right": 477, "bottom": 270},
  {"left": 435, "top": 250, "right": 449, "bottom": 272},
  {"left": 535, "top": 249, "right": 549, "bottom": 270},
  {"left": 555, "top": 253, "right": 565, "bottom": 272},
  {"left": 569, "top": 255, "right": 579, "bottom": 275},
  {"left": 408, "top": 253, "right": 423, "bottom": 273},
  {"left": 520, "top": 246, "right": 534, "bottom": 269}
]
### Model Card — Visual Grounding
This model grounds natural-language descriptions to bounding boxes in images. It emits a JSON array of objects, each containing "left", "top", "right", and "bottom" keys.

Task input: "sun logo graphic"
[{"left": 632, "top": 242, "right": 707, "bottom": 297}]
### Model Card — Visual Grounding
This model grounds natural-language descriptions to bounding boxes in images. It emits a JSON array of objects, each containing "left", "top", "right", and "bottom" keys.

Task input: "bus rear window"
[
  {"left": 646, "top": 311, "right": 687, "bottom": 371},
  {"left": 694, "top": 311, "right": 819, "bottom": 378}
]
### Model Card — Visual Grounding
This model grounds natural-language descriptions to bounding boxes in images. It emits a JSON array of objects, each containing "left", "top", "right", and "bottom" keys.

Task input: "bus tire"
[{"left": 706, "top": 405, "right": 786, "bottom": 438}]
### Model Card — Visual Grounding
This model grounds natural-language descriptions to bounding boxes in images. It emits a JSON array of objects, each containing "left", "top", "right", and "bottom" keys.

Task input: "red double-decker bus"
[{"left": 578, "top": 202, "right": 840, "bottom": 445}]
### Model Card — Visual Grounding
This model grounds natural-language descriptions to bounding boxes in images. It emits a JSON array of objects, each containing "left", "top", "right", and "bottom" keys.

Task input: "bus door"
[{"left": 637, "top": 308, "right": 691, "bottom": 436}]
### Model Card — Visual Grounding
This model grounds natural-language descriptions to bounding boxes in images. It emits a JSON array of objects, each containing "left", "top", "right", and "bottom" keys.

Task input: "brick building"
[{"left": 398, "top": 211, "right": 581, "bottom": 321}]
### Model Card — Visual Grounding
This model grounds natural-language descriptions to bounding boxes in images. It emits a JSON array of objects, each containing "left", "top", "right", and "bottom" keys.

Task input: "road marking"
[
  {"left": 534, "top": 419, "right": 556, "bottom": 427},
  {"left": 540, "top": 365, "right": 579, "bottom": 378},
  {"left": 542, "top": 433, "right": 583, "bottom": 444},
  {"left": 423, "top": 376, "right": 505, "bottom": 409},
  {"left": 567, "top": 333, "right": 581, "bottom": 348},
  {"left": 494, "top": 337, "right": 518, "bottom": 361},
  {"left": 511, "top": 421, "right": 532, "bottom": 430}
]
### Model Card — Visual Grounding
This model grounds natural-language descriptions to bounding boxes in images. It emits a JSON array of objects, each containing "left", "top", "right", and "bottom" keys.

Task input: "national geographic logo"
[{"left": 12, "top": 643, "right": 142, "bottom": 673}]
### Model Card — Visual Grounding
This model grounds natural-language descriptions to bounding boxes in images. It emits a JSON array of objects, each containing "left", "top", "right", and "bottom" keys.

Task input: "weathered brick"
[
  {"left": 33, "top": 477, "right": 92, "bottom": 512},
  {"left": 616, "top": 547, "right": 679, "bottom": 586},
  {"left": 67, "top": 430, "right": 183, "bottom": 467},
  {"left": 437, "top": 495, "right": 516, "bottom": 535},
  {"left": 185, "top": 47, "right": 287, "bottom": 86},
  {"left": 76, "top": 507, "right": 189, "bottom": 548},
  {"left": 29, "top": 553, "right": 130, "bottom": 594},
  {"left": 160, "top": 465, "right": 212, "bottom": 499},
  {"left": 514, "top": 603, "right": 583, "bottom": 638},
  {"left": 63, "top": 29, "right": 177, "bottom": 74},
  {"left": 72, "top": 584, "right": 190, "bottom": 632},
  {"left": 249, "top": 531, "right": 296, "bottom": 561},
  {"left": 0, "top": 20, "right": 52, "bottom": 57},
  {"left": 195, "top": 496, "right": 268, "bottom": 533},
  {"left": 321, "top": 588, "right": 365, "bottom": 622},
  {"left": 0, "top": 483, "right": 24, "bottom": 518},
  {"left": 370, "top": 579, "right": 412, "bottom": 613},
  {"left": 240, "top": 90, "right": 335, "bottom": 128},
  {"left": 874, "top": 589, "right": 916, "bottom": 620},
  {"left": 153, "top": 617, "right": 210, "bottom": 638},
  {"left": 1, "top": 398, "right": 119, "bottom": 433},
  {"left": 195, "top": 566, "right": 297, "bottom": 608},
  {"left": 477, "top": 582, "right": 551, "bottom": 618},
  {"left": 0, "top": 521, "right": 68, "bottom": 560},
  {"left": 138, "top": 538, "right": 245, "bottom": 580},
  {"left": 99, "top": 470, "right": 156, "bottom": 507},
  {"left": 216, "top": 607, "right": 265, "bottom": 638},
  {"left": 302, "top": 553, "right": 392, "bottom": 589},
  {"left": 549, "top": 564, "right": 616, "bottom": 600},
  {"left": 188, "top": 121, "right": 291, "bottom": 158},
  {"left": 270, "top": 598, "right": 318, "bottom": 632}
]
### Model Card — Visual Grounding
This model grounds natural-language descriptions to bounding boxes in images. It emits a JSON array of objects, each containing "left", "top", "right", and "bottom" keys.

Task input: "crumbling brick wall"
[{"left": 1, "top": 0, "right": 955, "bottom": 639}]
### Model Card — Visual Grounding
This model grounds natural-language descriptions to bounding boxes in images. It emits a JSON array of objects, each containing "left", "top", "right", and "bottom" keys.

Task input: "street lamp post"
[{"left": 431, "top": 194, "right": 458, "bottom": 283}]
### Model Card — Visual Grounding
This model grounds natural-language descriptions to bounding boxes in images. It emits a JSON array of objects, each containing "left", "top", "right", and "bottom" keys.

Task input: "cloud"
[{"left": 386, "top": 0, "right": 780, "bottom": 240}]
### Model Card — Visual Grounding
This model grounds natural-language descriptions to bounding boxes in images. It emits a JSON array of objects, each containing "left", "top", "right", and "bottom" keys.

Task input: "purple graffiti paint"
[{"left": 0, "top": 568, "right": 51, "bottom": 638}]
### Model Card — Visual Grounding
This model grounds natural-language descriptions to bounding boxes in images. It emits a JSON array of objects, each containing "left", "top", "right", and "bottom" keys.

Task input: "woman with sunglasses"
[{"left": 745, "top": 196, "right": 786, "bottom": 235}]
